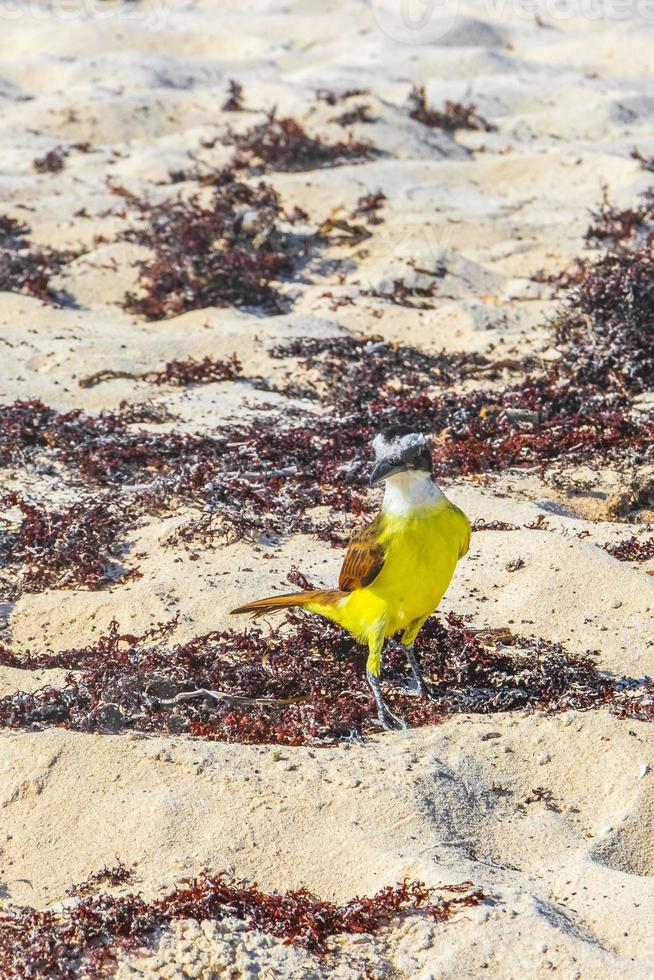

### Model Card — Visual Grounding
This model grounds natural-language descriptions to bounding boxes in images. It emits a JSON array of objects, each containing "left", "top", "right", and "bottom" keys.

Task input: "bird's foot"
[
  {"left": 367, "top": 670, "right": 408, "bottom": 731},
  {"left": 396, "top": 643, "right": 430, "bottom": 699},
  {"left": 396, "top": 676, "right": 430, "bottom": 699},
  {"left": 375, "top": 705, "right": 408, "bottom": 731}
]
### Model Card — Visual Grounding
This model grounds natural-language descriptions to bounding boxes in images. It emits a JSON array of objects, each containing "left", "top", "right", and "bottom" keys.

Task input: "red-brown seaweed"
[
  {"left": 0, "top": 875, "right": 483, "bottom": 978},
  {"left": 408, "top": 86, "right": 493, "bottom": 132},
  {"left": 0, "top": 612, "right": 649, "bottom": 745}
]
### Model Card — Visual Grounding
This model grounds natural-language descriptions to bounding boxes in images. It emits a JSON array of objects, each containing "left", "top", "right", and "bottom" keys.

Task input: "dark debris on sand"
[
  {"left": 230, "top": 110, "right": 378, "bottom": 173},
  {"left": 0, "top": 875, "right": 483, "bottom": 978},
  {"left": 65, "top": 859, "right": 135, "bottom": 899},
  {"left": 1, "top": 160, "right": 654, "bottom": 749},
  {"left": 0, "top": 214, "right": 76, "bottom": 304},
  {"left": 603, "top": 535, "right": 654, "bottom": 562},
  {"left": 4, "top": 221, "right": 654, "bottom": 582},
  {"left": 408, "top": 85, "right": 494, "bottom": 132},
  {"left": 0, "top": 613, "right": 649, "bottom": 745},
  {"left": 4, "top": 186, "right": 654, "bottom": 582},
  {"left": 78, "top": 354, "right": 243, "bottom": 390},
  {"left": 119, "top": 174, "right": 307, "bottom": 318},
  {"left": 553, "top": 243, "right": 654, "bottom": 394},
  {"left": 0, "top": 490, "right": 139, "bottom": 598},
  {"left": 222, "top": 79, "right": 245, "bottom": 112}
]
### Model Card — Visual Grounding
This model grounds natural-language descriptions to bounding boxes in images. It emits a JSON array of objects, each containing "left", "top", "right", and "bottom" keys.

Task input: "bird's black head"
[{"left": 369, "top": 428, "right": 433, "bottom": 486}]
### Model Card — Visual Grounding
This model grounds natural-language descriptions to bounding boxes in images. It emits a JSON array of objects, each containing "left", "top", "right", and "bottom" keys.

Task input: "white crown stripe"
[{"left": 372, "top": 432, "right": 426, "bottom": 459}]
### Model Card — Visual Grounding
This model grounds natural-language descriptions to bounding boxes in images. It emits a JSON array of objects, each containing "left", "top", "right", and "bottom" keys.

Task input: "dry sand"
[{"left": 1, "top": 0, "right": 654, "bottom": 976}]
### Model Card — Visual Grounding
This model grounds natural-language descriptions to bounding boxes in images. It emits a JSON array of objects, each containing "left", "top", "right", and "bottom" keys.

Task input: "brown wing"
[{"left": 338, "top": 516, "right": 385, "bottom": 592}]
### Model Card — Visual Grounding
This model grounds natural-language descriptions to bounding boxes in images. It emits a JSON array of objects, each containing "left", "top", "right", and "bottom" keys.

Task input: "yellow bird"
[{"left": 231, "top": 429, "right": 471, "bottom": 729}]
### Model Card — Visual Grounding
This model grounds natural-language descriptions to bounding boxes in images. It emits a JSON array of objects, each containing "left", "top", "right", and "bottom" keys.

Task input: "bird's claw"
[
  {"left": 396, "top": 677, "right": 431, "bottom": 699},
  {"left": 367, "top": 669, "right": 408, "bottom": 731},
  {"left": 375, "top": 707, "right": 408, "bottom": 731},
  {"left": 398, "top": 644, "right": 431, "bottom": 700}
]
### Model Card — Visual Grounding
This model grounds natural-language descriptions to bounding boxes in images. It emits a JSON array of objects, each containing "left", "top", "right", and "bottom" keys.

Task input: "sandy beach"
[{"left": 1, "top": 0, "right": 654, "bottom": 975}]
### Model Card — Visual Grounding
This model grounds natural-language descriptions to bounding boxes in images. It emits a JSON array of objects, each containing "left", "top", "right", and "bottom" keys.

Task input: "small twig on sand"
[
  {"left": 156, "top": 688, "right": 308, "bottom": 708},
  {"left": 78, "top": 369, "right": 144, "bottom": 388}
]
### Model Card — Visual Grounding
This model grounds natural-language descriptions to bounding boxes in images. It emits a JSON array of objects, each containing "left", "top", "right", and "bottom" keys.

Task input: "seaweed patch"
[
  {"left": 119, "top": 174, "right": 308, "bottom": 318},
  {"left": 408, "top": 85, "right": 493, "bottom": 132},
  {"left": 0, "top": 875, "right": 483, "bottom": 977},
  {"left": 553, "top": 244, "right": 654, "bottom": 393},
  {"left": 316, "top": 88, "right": 371, "bottom": 105},
  {"left": 0, "top": 491, "right": 139, "bottom": 596},
  {"left": 230, "top": 110, "right": 378, "bottom": 173},
  {"left": 78, "top": 354, "right": 243, "bottom": 389},
  {"left": 362, "top": 278, "right": 439, "bottom": 308},
  {"left": 330, "top": 103, "right": 375, "bottom": 126},
  {"left": 352, "top": 190, "right": 386, "bottom": 224},
  {"left": 603, "top": 536, "right": 654, "bottom": 561},
  {"left": 0, "top": 215, "right": 76, "bottom": 304},
  {"left": 4, "top": 185, "right": 654, "bottom": 599},
  {"left": 631, "top": 147, "right": 654, "bottom": 172},
  {"left": 66, "top": 859, "right": 135, "bottom": 898},
  {"left": 585, "top": 191, "right": 654, "bottom": 245},
  {"left": 33, "top": 142, "right": 93, "bottom": 173},
  {"left": 0, "top": 613, "right": 649, "bottom": 744},
  {"left": 222, "top": 79, "right": 245, "bottom": 112}
]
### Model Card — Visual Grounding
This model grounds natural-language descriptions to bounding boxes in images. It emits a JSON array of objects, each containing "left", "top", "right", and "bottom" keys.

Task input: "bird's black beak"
[{"left": 369, "top": 456, "right": 408, "bottom": 486}]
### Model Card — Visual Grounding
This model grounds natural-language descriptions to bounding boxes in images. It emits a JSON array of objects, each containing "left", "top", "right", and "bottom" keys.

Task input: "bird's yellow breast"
[{"left": 323, "top": 498, "right": 470, "bottom": 643}]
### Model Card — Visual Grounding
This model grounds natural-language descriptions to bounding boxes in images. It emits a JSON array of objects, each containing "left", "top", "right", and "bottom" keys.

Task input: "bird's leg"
[
  {"left": 366, "top": 637, "right": 407, "bottom": 731},
  {"left": 367, "top": 671, "right": 407, "bottom": 731},
  {"left": 397, "top": 619, "right": 430, "bottom": 698},
  {"left": 401, "top": 643, "right": 429, "bottom": 698}
]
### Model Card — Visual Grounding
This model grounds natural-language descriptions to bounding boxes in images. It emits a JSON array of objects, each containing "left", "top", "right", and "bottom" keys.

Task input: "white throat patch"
[{"left": 382, "top": 469, "right": 444, "bottom": 516}]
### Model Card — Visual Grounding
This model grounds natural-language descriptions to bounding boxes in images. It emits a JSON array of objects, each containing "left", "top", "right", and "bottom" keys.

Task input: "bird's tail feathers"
[{"left": 230, "top": 589, "right": 342, "bottom": 618}]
